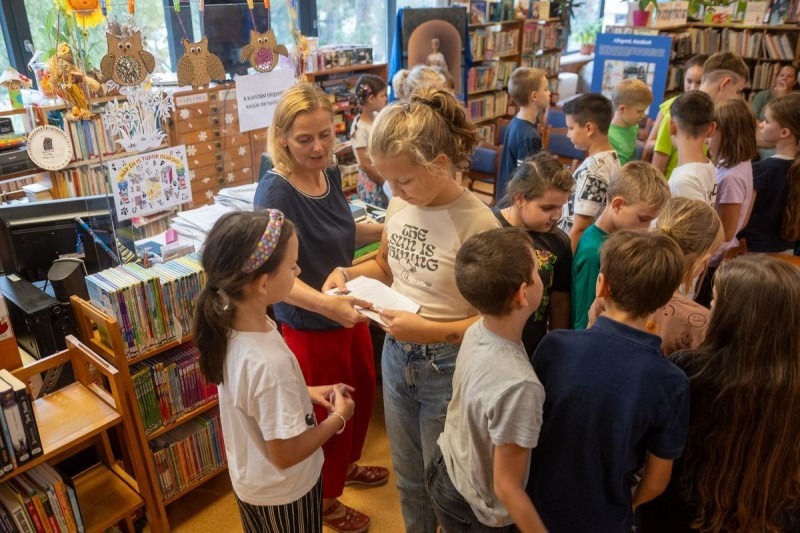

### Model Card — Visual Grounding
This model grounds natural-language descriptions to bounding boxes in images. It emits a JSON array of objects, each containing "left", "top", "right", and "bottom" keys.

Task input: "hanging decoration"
[
  {"left": 103, "top": 89, "right": 174, "bottom": 152},
  {"left": 128, "top": 0, "right": 135, "bottom": 15},
  {"left": 101, "top": 29, "right": 156, "bottom": 87},
  {"left": 45, "top": 43, "right": 101, "bottom": 120},
  {"left": 0, "top": 67, "right": 32, "bottom": 110},
  {"left": 286, "top": 0, "right": 309, "bottom": 79},
  {"left": 63, "top": 0, "right": 105, "bottom": 28},
  {"left": 177, "top": 37, "right": 226, "bottom": 89},
  {"left": 240, "top": 30, "right": 288, "bottom": 73}
]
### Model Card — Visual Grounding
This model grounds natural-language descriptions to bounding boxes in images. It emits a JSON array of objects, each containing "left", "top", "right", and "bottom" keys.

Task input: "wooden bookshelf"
[
  {"left": 71, "top": 296, "right": 222, "bottom": 533},
  {"left": 466, "top": 4, "right": 564, "bottom": 143},
  {"left": 3, "top": 336, "right": 147, "bottom": 532}
]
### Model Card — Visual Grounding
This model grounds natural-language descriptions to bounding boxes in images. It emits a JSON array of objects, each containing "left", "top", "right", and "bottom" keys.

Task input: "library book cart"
[
  {"left": 70, "top": 296, "right": 221, "bottom": 533},
  {"left": 1, "top": 336, "right": 148, "bottom": 532}
]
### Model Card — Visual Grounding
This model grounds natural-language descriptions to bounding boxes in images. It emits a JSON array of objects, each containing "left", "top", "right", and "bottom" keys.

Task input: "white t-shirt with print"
[
  {"left": 350, "top": 116, "right": 372, "bottom": 167},
  {"left": 559, "top": 150, "right": 621, "bottom": 233},
  {"left": 385, "top": 189, "right": 501, "bottom": 321},
  {"left": 218, "top": 323, "right": 323, "bottom": 506},
  {"left": 669, "top": 160, "right": 718, "bottom": 207}
]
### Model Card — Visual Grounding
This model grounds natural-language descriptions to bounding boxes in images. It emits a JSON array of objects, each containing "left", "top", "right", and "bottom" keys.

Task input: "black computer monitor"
[{"left": 0, "top": 195, "right": 135, "bottom": 283}]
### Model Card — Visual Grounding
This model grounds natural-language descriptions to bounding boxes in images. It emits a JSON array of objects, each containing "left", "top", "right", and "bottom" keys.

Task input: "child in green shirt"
[{"left": 608, "top": 78, "right": 652, "bottom": 166}]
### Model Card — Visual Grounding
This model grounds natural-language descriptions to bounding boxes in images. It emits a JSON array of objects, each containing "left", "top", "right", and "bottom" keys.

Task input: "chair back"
[
  {"left": 546, "top": 109, "right": 567, "bottom": 129},
  {"left": 467, "top": 141, "right": 501, "bottom": 205},
  {"left": 495, "top": 118, "right": 511, "bottom": 146}
]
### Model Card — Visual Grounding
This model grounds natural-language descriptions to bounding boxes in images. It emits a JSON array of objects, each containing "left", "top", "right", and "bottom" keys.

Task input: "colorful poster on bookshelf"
[
  {"left": 591, "top": 33, "right": 672, "bottom": 120},
  {"left": 234, "top": 69, "right": 295, "bottom": 132},
  {"left": 108, "top": 146, "right": 191, "bottom": 221}
]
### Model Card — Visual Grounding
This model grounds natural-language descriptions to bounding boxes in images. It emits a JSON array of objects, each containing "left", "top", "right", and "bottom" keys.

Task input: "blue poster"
[{"left": 591, "top": 33, "right": 673, "bottom": 120}]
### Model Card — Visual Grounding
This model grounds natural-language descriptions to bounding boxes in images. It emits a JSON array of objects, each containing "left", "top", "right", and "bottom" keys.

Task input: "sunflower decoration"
[{"left": 61, "top": 0, "right": 105, "bottom": 29}]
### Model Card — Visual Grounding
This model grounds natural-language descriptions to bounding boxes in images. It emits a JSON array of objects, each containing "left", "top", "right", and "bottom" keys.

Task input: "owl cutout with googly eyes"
[
  {"left": 177, "top": 37, "right": 227, "bottom": 90},
  {"left": 239, "top": 30, "right": 288, "bottom": 73},
  {"left": 101, "top": 31, "right": 156, "bottom": 86}
]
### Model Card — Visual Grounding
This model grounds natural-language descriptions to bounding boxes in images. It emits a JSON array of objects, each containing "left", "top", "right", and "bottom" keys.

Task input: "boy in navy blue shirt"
[
  {"left": 527, "top": 230, "right": 690, "bottom": 532},
  {"left": 497, "top": 67, "right": 550, "bottom": 202}
]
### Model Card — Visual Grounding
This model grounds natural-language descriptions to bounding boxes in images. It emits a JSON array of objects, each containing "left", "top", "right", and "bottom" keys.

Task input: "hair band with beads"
[{"left": 242, "top": 209, "right": 285, "bottom": 273}]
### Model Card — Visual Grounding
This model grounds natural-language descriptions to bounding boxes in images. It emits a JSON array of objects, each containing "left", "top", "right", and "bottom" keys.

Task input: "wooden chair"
[
  {"left": 766, "top": 253, "right": 800, "bottom": 268},
  {"left": 494, "top": 118, "right": 511, "bottom": 146},
  {"left": 466, "top": 141, "right": 501, "bottom": 205},
  {"left": 544, "top": 125, "right": 585, "bottom": 172}
]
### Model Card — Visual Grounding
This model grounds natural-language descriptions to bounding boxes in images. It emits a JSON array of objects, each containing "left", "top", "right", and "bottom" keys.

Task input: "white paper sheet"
[{"left": 325, "top": 276, "right": 420, "bottom": 327}]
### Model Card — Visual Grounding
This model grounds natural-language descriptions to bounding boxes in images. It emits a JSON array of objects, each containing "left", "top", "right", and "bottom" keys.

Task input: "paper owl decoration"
[
  {"left": 101, "top": 31, "right": 156, "bottom": 86},
  {"left": 239, "top": 30, "right": 288, "bottom": 73},
  {"left": 177, "top": 37, "right": 226, "bottom": 89}
]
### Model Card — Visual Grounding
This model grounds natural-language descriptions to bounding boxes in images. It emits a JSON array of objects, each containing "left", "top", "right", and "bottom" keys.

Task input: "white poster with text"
[{"left": 235, "top": 69, "right": 296, "bottom": 132}]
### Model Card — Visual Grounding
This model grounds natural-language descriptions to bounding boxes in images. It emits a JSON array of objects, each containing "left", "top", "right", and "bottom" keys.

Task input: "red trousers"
[{"left": 282, "top": 323, "right": 375, "bottom": 499}]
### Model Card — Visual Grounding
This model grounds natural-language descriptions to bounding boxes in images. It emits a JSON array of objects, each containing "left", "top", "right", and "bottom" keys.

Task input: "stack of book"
[
  {"left": 130, "top": 343, "right": 218, "bottom": 435},
  {"left": 0, "top": 463, "right": 84, "bottom": 533},
  {"left": 149, "top": 408, "right": 226, "bottom": 500},
  {"left": 85, "top": 253, "right": 206, "bottom": 358},
  {"left": 0, "top": 370, "right": 42, "bottom": 474},
  {"left": 21, "top": 183, "right": 52, "bottom": 202}
]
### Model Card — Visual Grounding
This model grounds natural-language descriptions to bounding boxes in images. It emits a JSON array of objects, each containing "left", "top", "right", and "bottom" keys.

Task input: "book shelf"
[
  {"left": 466, "top": 1, "right": 563, "bottom": 143},
  {"left": 2, "top": 335, "right": 147, "bottom": 532},
  {"left": 167, "top": 85, "right": 266, "bottom": 208},
  {"left": 634, "top": 22, "right": 800, "bottom": 94},
  {"left": 71, "top": 295, "right": 222, "bottom": 533},
  {"left": 305, "top": 63, "right": 389, "bottom": 195}
]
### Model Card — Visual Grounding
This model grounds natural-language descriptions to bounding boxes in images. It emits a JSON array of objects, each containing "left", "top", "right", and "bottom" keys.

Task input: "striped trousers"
[{"left": 235, "top": 476, "right": 322, "bottom": 532}]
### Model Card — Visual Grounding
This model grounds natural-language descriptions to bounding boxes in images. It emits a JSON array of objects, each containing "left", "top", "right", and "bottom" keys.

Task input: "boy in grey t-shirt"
[{"left": 426, "top": 227, "right": 547, "bottom": 532}]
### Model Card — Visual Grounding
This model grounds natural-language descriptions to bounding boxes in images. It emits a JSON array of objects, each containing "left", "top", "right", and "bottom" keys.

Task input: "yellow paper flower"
[{"left": 62, "top": 0, "right": 104, "bottom": 28}]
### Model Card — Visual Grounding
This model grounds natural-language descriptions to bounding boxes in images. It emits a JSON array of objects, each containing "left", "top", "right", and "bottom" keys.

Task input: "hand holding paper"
[{"left": 325, "top": 276, "right": 420, "bottom": 327}]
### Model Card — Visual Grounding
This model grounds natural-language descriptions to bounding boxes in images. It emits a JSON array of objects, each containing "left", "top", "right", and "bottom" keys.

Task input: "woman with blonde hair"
[
  {"left": 254, "top": 83, "right": 386, "bottom": 533},
  {"left": 324, "top": 87, "right": 500, "bottom": 532},
  {"left": 639, "top": 255, "right": 800, "bottom": 532}
]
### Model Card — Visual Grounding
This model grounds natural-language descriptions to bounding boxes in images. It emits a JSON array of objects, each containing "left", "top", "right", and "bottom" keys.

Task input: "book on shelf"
[
  {"left": 36, "top": 464, "right": 77, "bottom": 533},
  {"left": 0, "top": 483, "right": 35, "bottom": 533},
  {"left": 130, "top": 343, "right": 218, "bottom": 435},
  {"left": 8, "top": 476, "right": 50, "bottom": 533},
  {"left": 470, "top": 1, "right": 488, "bottom": 24},
  {"left": 0, "top": 378, "right": 31, "bottom": 468},
  {"left": 0, "top": 370, "right": 42, "bottom": 461},
  {"left": 149, "top": 408, "right": 226, "bottom": 500},
  {"left": 85, "top": 253, "right": 205, "bottom": 358},
  {"left": 6, "top": 478, "right": 44, "bottom": 533},
  {"left": 24, "top": 469, "right": 66, "bottom": 533},
  {"left": 21, "top": 184, "right": 52, "bottom": 202}
]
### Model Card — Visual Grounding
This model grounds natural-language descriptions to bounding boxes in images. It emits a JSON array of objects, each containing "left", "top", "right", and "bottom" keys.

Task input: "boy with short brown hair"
[
  {"left": 609, "top": 78, "right": 653, "bottom": 166},
  {"left": 557, "top": 93, "right": 621, "bottom": 252},
  {"left": 571, "top": 161, "right": 670, "bottom": 329},
  {"left": 528, "top": 229, "right": 689, "bottom": 532}
]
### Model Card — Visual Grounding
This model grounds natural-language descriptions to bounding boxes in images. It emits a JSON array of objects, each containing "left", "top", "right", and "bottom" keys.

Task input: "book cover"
[
  {"left": 7, "top": 479, "right": 44, "bottom": 533},
  {"left": 0, "top": 371, "right": 42, "bottom": 459},
  {"left": 26, "top": 469, "right": 66, "bottom": 533},
  {"left": 11, "top": 476, "right": 52, "bottom": 533},
  {"left": 0, "top": 483, "right": 35, "bottom": 533},
  {"left": 0, "top": 378, "right": 30, "bottom": 466},
  {"left": 62, "top": 485, "right": 83, "bottom": 533},
  {"left": 471, "top": 1, "right": 487, "bottom": 23},
  {"left": 38, "top": 465, "right": 76, "bottom": 533}
]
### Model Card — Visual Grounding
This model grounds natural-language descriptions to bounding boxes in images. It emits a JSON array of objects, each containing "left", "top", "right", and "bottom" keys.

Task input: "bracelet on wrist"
[
  {"left": 337, "top": 267, "right": 350, "bottom": 282},
  {"left": 329, "top": 412, "right": 346, "bottom": 434}
]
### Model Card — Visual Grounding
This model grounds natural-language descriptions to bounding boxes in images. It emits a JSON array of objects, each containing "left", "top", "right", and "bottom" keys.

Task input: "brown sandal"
[
  {"left": 345, "top": 464, "right": 389, "bottom": 487},
  {"left": 322, "top": 501, "right": 370, "bottom": 533}
]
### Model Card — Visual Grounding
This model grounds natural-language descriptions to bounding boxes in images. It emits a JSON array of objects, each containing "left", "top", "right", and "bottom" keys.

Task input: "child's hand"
[
  {"left": 331, "top": 383, "right": 355, "bottom": 421},
  {"left": 307, "top": 385, "right": 347, "bottom": 411}
]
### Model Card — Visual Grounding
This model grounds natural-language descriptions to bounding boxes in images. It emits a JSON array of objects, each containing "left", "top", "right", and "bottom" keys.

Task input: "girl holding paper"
[
  {"left": 254, "top": 83, "right": 385, "bottom": 533},
  {"left": 323, "top": 87, "right": 500, "bottom": 533}
]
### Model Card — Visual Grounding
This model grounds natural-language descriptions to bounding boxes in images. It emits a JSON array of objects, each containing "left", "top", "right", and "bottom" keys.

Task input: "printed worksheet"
[{"left": 326, "top": 276, "right": 420, "bottom": 326}]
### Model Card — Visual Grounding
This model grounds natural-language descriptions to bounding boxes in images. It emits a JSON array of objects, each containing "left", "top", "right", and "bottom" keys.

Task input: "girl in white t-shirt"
[
  {"left": 324, "top": 88, "right": 501, "bottom": 533},
  {"left": 194, "top": 210, "right": 355, "bottom": 533},
  {"left": 351, "top": 74, "right": 389, "bottom": 208}
]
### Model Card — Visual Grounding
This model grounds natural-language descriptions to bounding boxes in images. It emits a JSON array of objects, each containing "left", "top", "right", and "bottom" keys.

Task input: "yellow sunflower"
[{"left": 61, "top": 0, "right": 104, "bottom": 28}]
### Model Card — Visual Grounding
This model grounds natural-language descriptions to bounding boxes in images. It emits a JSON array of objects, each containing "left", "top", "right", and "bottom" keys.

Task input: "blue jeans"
[
  {"left": 426, "top": 448, "right": 518, "bottom": 533},
  {"left": 382, "top": 334, "right": 458, "bottom": 533}
]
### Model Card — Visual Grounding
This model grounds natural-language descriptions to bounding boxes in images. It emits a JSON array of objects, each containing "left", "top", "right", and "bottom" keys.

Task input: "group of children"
[{"left": 190, "top": 47, "right": 800, "bottom": 533}]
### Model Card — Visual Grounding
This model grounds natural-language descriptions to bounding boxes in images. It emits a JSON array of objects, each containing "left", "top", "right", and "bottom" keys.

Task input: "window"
[
  {"left": 0, "top": 23, "right": 10, "bottom": 108},
  {"left": 566, "top": 0, "right": 603, "bottom": 52},
  {"left": 317, "top": 0, "right": 388, "bottom": 62}
]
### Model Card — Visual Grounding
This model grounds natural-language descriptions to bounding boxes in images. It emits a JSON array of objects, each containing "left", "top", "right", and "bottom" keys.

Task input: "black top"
[
  {"left": 738, "top": 157, "right": 795, "bottom": 253},
  {"left": 253, "top": 167, "right": 355, "bottom": 330},
  {"left": 493, "top": 209, "right": 572, "bottom": 355}
]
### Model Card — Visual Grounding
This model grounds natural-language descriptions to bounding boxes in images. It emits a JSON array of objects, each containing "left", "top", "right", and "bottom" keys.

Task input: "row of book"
[
  {"left": 467, "top": 61, "right": 517, "bottom": 93},
  {"left": 468, "top": 91, "right": 509, "bottom": 123},
  {"left": 0, "top": 370, "right": 42, "bottom": 476},
  {"left": 476, "top": 122, "right": 497, "bottom": 144},
  {"left": 0, "top": 463, "right": 84, "bottom": 533},
  {"left": 751, "top": 61, "right": 794, "bottom": 90},
  {"left": 521, "top": 21, "right": 563, "bottom": 52},
  {"left": 61, "top": 119, "right": 118, "bottom": 162},
  {"left": 131, "top": 344, "right": 218, "bottom": 436},
  {"left": 673, "top": 27, "right": 797, "bottom": 61},
  {"left": 86, "top": 253, "right": 206, "bottom": 358},
  {"left": 471, "top": 28, "right": 520, "bottom": 59},
  {"left": 520, "top": 52, "right": 559, "bottom": 78},
  {"left": 461, "top": 0, "right": 516, "bottom": 25},
  {"left": 149, "top": 409, "right": 226, "bottom": 501},
  {"left": 49, "top": 167, "right": 110, "bottom": 200}
]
